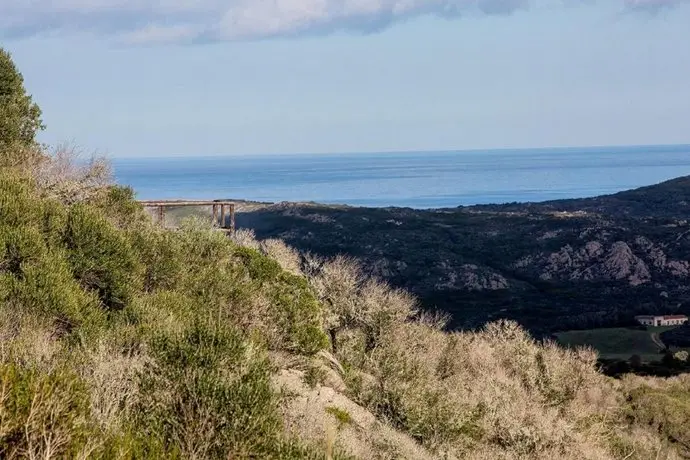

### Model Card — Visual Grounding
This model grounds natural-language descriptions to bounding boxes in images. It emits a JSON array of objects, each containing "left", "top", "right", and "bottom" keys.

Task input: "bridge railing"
[{"left": 138, "top": 200, "right": 235, "bottom": 232}]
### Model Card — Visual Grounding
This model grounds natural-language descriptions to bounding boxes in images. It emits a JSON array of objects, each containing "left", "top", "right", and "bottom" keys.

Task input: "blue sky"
[{"left": 3, "top": 0, "right": 690, "bottom": 158}]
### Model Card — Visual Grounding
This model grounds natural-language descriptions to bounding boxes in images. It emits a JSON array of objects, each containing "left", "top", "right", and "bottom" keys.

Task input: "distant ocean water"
[{"left": 113, "top": 145, "right": 690, "bottom": 209}]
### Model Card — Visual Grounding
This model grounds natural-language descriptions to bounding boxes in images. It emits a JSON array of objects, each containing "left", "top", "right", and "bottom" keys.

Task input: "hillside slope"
[
  {"left": 231, "top": 175, "right": 690, "bottom": 334},
  {"left": 2, "top": 155, "right": 689, "bottom": 459}
]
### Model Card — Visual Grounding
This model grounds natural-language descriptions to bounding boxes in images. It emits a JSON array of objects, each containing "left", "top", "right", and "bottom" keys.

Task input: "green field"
[{"left": 555, "top": 326, "right": 679, "bottom": 362}]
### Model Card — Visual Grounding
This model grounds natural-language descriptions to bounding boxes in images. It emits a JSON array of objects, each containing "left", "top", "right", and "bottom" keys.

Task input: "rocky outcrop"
[
  {"left": 527, "top": 241, "right": 651, "bottom": 286},
  {"left": 634, "top": 236, "right": 690, "bottom": 278},
  {"left": 666, "top": 260, "right": 690, "bottom": 277},
  {"left": 530, "top": 235, "right": 690, "bottom": 285},
  {"left": 368, "top": 258, "right": 408, "bottom": 279},
  {"left": 435, "top": 263, "right": 510, "bottom": 291},
  {"left": 592, "top": 241, "right": 651, "bottom": 286}
]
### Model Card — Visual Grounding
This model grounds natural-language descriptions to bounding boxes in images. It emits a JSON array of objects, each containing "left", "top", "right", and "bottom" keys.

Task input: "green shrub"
[
  {"left": 233, "top": 246, "right": 328, "bottom": 355},
  {"left": 63, "top": 204, "right": 142, "bottom": 310},
  {"left": 12, "top": 248, "right": 104, "bottom": 334},
  {"left": 0, "top": 48, "right": 44, "bottom": 157},
  {"left": 0, "top": 363, "right": 96, "bottom": 458},
  {"left": 39, "top": 199, "right": 69, "bottom": 248},
  {"left": 234, "top": 245, "right": 284, "bottom": 282},
  {"left": 267, "top": 272, "right": 329, "bottom": 355},
  {"left": 127, "top": 290, "right": 196, "bottom": 336},
  {"left": 0, "top": 223, "right": 103, "bottom": 336},
  {"left": 0, "top": 172, "right": 43, "bottom": 228},
  {"left": 0, "top": 225, "right": 45, "bottom": 277},
  {"left": 87, "top": 185, "right": 145, "bottom": 228},
  {"left": 169, "top": 230, "right": 328, "bottom": 356},
  {"left": 130, "top": 227, "right": 184, "bottom": 292},
  {"left": 177, "top": 217, "right": 233, "bottom": 263},
  {"left": 134, "top": 321, "right": 293, "bottom": 458}
]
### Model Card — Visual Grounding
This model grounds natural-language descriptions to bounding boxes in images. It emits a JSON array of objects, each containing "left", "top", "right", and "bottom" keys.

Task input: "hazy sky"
[{"left": 3, "top": 0, "right": 690, "bottom": 157}]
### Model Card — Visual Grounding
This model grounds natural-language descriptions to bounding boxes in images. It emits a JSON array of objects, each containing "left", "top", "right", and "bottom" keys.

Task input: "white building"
[{"left": 635, "top": 315, "right": 688, "bottom": 327}]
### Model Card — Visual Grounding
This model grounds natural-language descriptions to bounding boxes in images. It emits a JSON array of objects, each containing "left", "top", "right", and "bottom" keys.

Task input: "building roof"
[{"left": 634, "top": 314, "right": 688, "bottom": 320}]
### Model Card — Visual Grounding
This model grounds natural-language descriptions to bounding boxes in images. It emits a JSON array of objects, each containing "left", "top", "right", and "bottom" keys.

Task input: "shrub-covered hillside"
[
  {"left": 1, "top": 48, "right": 689, "bottom": 459},
  {"left": 0, "top": 165, "right": 334, "bottom": 458},
  {"left": 1, "top": 162, "right": 688, "bottom": 460}
]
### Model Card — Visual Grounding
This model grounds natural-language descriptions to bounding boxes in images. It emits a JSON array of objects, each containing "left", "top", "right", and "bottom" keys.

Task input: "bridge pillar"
[{"left": 220, "top": 204, "right": 226, "bottom": 228}]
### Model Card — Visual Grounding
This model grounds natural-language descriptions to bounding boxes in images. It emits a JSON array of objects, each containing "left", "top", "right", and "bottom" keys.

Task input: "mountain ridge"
[{"left": 232, "top": 175, "right": 690, "bottom": 334}]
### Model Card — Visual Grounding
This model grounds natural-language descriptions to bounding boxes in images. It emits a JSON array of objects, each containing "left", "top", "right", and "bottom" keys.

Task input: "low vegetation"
[
  {"left": 2, "top": 47, "right": 690, "bottom": 459},
  {"left": 556, "top": 327, "right": 690, "bottom": 378},
  {"left": 555, "top": 326, "right": 668, "bottom": 361}
]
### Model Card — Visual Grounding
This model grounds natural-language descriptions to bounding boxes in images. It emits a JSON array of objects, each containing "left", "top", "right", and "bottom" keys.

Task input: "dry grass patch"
[{"left": 260, "top": 238, "right": 303, "bottom": 276}]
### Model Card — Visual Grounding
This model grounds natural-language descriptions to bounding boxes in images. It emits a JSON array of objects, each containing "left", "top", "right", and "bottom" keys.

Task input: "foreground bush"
[
  {"left": 0, "top": 165, "right": 330, "bottom": 458},
  {"left": 622, "top": 374, "right": 690, "bottom": 458},
  {"left": 0, "top": 363, "right": 96, "bottom": 459}
]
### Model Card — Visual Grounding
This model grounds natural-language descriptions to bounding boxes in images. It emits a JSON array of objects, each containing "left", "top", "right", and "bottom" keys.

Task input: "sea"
[{"left": 113, "top": 145, "right": 690, "bottom": 209}]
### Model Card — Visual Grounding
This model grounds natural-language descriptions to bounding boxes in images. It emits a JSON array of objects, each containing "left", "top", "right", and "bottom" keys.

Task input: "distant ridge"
[
  {"left": 233, "top": 174, "right": 690, "bottom": 334},
  {"left": 475, "top": 175, "right": 690, "bottom": 219}
]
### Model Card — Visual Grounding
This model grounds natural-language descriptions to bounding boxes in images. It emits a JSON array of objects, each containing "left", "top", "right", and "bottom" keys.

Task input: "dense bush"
[
  {"left": 133, "top": 321, "right": 299, "bottom": 458},
  {"left": 0, "top": 363, "right": 96, "bottom": 459},
  {"left": 278, "top": 250, "right": 688, "bottom": 460},
  {"left": 63, "top": 204, "right": 143, "bottom": 311},
  {"left": 623, "top": 375, "right": 690, "bottom": 458},
  {"left": 0, "top": 164, "right": 331, "bottom": 458}
]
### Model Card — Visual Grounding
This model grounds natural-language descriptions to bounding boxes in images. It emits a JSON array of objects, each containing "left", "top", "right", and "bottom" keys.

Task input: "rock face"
[
  {"left": 529, "top": 241, "right": 651, "bottom": 286},
  {"left": 635, "top": 236, "right": 690, "bottom": 278},
  {"left": 666, "top": 260, "right": 690, "bottom": 277},
  {"left": 435, "top": 263, "right": 510, "bottom": 291},
  {"left": 599, "top": 241, "right": 651, "bottom": 286},
  {"left": 520, "top": 234, "right": 690, "bottom": 288}
]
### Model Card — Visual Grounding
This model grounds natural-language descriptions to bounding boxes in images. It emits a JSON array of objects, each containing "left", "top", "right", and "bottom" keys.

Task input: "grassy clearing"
[{"left": 555, "top": 326, "right": 681, "bottom": 362}]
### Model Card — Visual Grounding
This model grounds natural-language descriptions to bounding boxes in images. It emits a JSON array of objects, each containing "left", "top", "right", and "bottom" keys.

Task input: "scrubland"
[{"left": 0, "top": 147, "right": 687, "bottom": 459}]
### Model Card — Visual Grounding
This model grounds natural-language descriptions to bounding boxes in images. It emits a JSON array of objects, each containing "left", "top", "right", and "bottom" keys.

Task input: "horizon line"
[{"left": 109, "top": 142, "right": 690, "bottom": 161}]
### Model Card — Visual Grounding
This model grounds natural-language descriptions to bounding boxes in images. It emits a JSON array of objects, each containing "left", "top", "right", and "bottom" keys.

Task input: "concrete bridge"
[{"left": 138, "top": 200, "right": 235, "bottom": 232}]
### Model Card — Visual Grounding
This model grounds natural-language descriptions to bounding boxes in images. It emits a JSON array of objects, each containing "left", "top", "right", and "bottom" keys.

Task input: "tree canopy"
[{"left": 0, "top": 47, "right": 44, "bottom": 157}]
